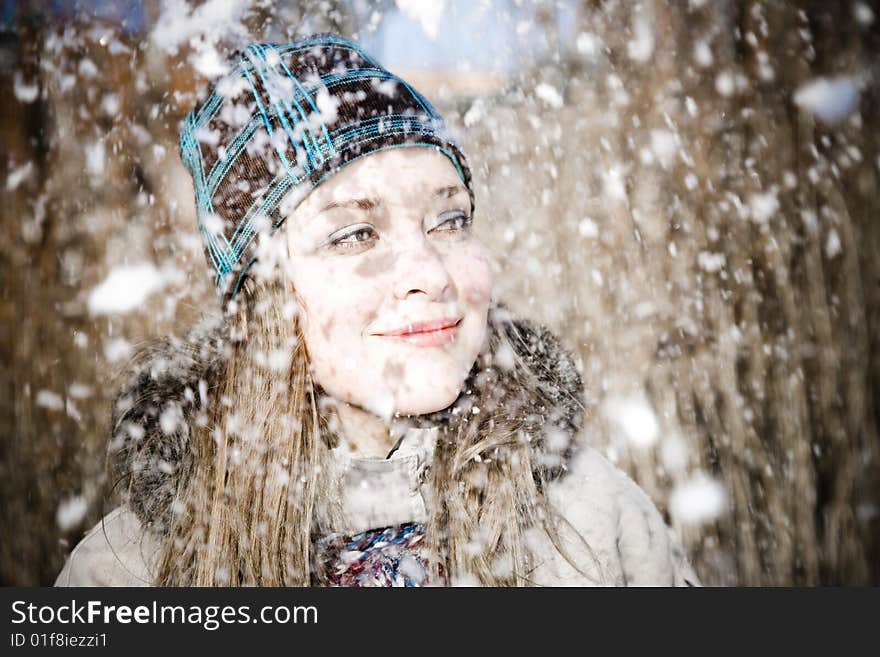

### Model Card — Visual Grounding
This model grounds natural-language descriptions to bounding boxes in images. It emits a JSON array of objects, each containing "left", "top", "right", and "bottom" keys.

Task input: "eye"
[
  {"left": 430, "top": 210, "right": 472, "bottom": 233},
  {"left": 328, "top": 224, "right": 378, "bottom": 250}
]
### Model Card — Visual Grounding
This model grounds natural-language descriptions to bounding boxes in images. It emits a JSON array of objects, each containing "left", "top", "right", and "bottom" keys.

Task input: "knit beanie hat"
[{"left": 179, "top": 34, "right": 474, "bottom": 309}]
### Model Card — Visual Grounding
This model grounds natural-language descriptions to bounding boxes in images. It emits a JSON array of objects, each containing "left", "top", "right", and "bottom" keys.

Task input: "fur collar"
[{"left": 108, "top": 303, "right": 585, "bottom": 532}]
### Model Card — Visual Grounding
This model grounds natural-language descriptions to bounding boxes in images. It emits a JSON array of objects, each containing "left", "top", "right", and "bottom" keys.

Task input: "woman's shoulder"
[
  {"left": 547, "top": 444, "right": 701, "bottom": 586},
  {"left": 53, "top": 505, "right": 159, "bottom": 587}
]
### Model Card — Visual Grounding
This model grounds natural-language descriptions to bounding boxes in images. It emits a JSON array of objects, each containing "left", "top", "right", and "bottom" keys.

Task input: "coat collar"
[{"left": 330, "top": 425, "right": 439, "bottom": 534}]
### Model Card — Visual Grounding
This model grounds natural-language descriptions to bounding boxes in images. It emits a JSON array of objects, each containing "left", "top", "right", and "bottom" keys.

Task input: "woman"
[{"left": 55, "top": 35, "right": 699, "bottom": 587}]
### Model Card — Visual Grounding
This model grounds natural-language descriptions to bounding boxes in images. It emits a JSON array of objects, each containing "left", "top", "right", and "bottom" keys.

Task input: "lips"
[
  {"left": 378, "top": 317, "right": 462, "bottom": 337},
  {"left": 373, "top": 317, "right": 463, "bottom": 347}
]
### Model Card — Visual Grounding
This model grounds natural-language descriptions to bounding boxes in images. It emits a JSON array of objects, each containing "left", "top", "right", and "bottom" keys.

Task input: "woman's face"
[{"left": 282, "top": 147, "right": 493, "bottom": 417}]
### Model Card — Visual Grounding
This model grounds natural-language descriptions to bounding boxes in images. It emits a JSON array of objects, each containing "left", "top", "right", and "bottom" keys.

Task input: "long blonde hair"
[{"left": 143, "top": 273, "right": 595, "bottom": 586}]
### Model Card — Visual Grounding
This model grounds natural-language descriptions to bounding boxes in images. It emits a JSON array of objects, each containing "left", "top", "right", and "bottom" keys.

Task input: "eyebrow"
[
  {"left": 433, "top": 184, "right": 468, "bottom": 200},
  {"left": 315, "top": 185, "right": 468, "bottom": 216},
  {"left": 317, "top": 197, "right": 379, "bottom": 214}
]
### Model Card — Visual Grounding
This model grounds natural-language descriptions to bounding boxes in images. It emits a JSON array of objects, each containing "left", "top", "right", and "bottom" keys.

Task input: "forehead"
[{"left": 295, "top": 147, "right": 464, "bottom": 214}]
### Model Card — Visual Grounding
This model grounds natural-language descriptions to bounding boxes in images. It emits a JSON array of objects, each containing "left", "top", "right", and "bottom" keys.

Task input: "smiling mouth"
[
  {"left": 375, "top": 318, "right": 462, "bottom": 347},
  {"left": 377, "top": 317, "right": 462, "bottom": 336}
]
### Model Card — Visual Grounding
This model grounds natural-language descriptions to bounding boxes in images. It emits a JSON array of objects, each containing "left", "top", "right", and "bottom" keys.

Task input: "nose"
[{"left": 392, "top": 238, "right": 453, "bottom": 301}]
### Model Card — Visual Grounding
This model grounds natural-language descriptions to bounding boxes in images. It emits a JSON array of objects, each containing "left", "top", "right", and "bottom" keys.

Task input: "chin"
[{"left": 394, "top": 382, "right": 463, "bottom": 416}]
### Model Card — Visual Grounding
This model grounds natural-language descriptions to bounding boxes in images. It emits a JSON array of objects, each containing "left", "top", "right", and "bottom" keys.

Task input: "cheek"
[
  {"left": 292, "top": 261, "right": 381, "bottom": 348},
  {"left": 448, "top": 248, "right": 493, "bottom": 307}
]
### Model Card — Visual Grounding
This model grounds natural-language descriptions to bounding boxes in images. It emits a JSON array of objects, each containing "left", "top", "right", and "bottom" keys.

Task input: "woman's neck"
[{"left": 333, "top": 399, "right": 405, "bottom": 458}]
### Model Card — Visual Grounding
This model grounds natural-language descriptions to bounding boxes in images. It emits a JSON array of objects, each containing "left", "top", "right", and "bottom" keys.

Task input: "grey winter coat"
[{"left": 54, "top": 309, "right": 700, "bottom": 587}]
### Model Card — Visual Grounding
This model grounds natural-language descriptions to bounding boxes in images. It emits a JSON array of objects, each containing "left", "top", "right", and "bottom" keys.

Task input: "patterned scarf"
[{"left": 315, "top": 523, "right": 445, "bottom": 587}]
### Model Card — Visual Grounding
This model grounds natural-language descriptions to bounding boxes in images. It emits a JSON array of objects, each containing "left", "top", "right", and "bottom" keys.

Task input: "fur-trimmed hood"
[{"left": 108, "top": 303, "right": 586, "bottom": 533}]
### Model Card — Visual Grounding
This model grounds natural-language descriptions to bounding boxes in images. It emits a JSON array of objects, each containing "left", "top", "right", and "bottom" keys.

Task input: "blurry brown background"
[{"left": 1, "top": 0, "right": 878, "bottom": 586}]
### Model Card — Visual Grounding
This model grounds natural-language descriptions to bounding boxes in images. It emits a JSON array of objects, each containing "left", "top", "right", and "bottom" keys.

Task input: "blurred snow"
[
  {"left": 749, "top": 190, "right": 779, "bottom": 224},
  {"left": 151, "top": 0, "right": 251, "bottom": 82},
  {"left": 535, "top": 83, "right": 563, "bottom": 109},
  {"left": 100, "top": 93, "right": 120, "bottom": 117},
  {"left": 84, "top": 140, "right": 105, "bottom": 179},
  {"left": 88, "top": 264, "right": 166, "bottom": 316},
  {"left": 578, "top": 218, "right": 598, "bottom": 239},
  {"left": 794, "top": 76, "right": 861, "bottom": 124},
  {"left": 13, "top": 73, "right": 38, "bottom": 103},
  {"left": 694, "top": 40, "right": 713, "bottom": 68},
  {"left": 78, "top": 58, "right": 98, "bottom": 78},
  {"left": 315, "top": 87, "right": 342, "bottom": 124},
  {"left": 35, "top": 390, "right": 64, "bottom": 411},
  {"left": 825, "top": 228, "right": 842, "bottom": 258},
  {"left": 698, "top": 252, "right": 726, "bottom": 273},
  {"left": 627, "top": 9, "right": 654, "bottom": 62},
  {"left": 603, "top": 167, "right": 627, "bottom": 201},
  {"left": 68, "top": 383, "right": 93, "bottom": 400},
  {"left": 660, "top": 433, "right": 690, "bottom": 475},
  {"left": 853, "top": 2, "right": 875, "bottom": 26},
  {"left": 669, "top": 474, "right": 728, "bottom": 525},
  {"left": 104, "top": 338, "right": 133, "bottom": 363},
  {"left": 800, "top": 209, "right": 819, "bottom": 235},
  {"left": 190, "top": 42, "right": 230, "bottom": 78},
  {"left": 365, "top": 0, "right": 578, "bottom": 76},
  {"left": 395, "top": 0, "right": 446, "bottom": 41},
  {"left": 463, "top": 98, "right": 487, "bottom": 127},
  {"left": 575, "top": 32, "right": 601, "bottom": 59},
  {"left": 715, "top": 71, "right": 735, "bottom": 97},
  {"left": 160, "top": 404, "right": 184, "bottom": 435},
  {"left": 5, "top": 161, "right": 34, "bottom": 192},
  {"left": 151, "top": 0, "right": 250, "bottom": 54},
  {"left": 56, "top": 496, "right": 89, "bottom": 531},
  {"left": 602, "top": 394, "right": 660, "bottom": 449},
  {"left": 650, "top": 130, "right": 677, "bottom": 169}
]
